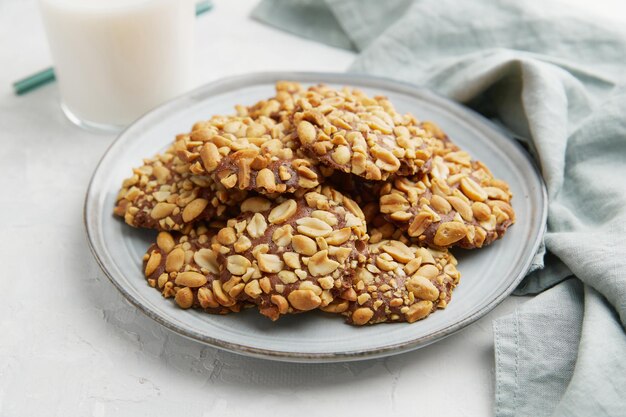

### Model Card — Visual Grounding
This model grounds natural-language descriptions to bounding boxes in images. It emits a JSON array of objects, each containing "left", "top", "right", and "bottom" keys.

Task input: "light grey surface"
[
  {"left": 0, "top": 0, "right": 542, "bottom": 416},
  {"left": 86, "top": 72, "right": 546, "bottom": 361}
]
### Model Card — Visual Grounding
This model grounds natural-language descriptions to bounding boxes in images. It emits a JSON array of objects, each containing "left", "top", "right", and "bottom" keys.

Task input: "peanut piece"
[
  {"left": 271, "top": 294, "right": 289, "bottom": 315},
  {"left": 182, "top": 198, "right": 208, "bottom": 222},
  {"left": 408, "top": 212, "right": 433, "bottom": 237},
  {"left": 256, "top": 168, "right": 276, "bottom": 192},
  {"left": 156, "top": 232, "right": 175, "bottom": 253},
  {"left": 212, "top": 280, "right": 235, "bottom": 306},
  {"left": 175, "top": 287, "right": 194, "bottom": 309},
  {"left": 433, "top": 222, "right": 468, "bottom": 246},
  {"left": 331, "top": 145, "right": 351, "bottom": 165},
  {"left": 325, "top": 228, "right": 351, "bottom": 245},
  {"left": 406, "top": 276, "right": 440, "bottom": 301},
  {"left": 381, "top": 240, "right": 415, "bottom": 263},
  {"left": 165, "top": 248, "right": 185, "bottom": 272},
  {"left": 151, "top": 202, "right": 176, "bottom": 220},
  {"left": 352, "top": 308, "right": 374, "bottom": 325},
  {"left": 175, "top": 271, "right": 208, "bottom": 288},
  {"left": 257, "top": 254, "right": 284, "bottom": 273},
  {"left": 291, "top": 234, "right": 317, "bottom": 256},
  {"left": 268, "top": 199, "right": 297, "bottom": 224},
  {"left": 297, "top": 121, "right": 317, "bottom": 144},
  {"left": 246, "top": 213, "right": 268, "bottom": 238},
  {"left": 287, "top": 290, "right": 321, "bottom": 311},
  {"left": 194, "top": 248, "right": 220, "bottom": 274},
  {"left": 197, "top": 287, "right": 219, "bottom": 309},
  {"left": 405, "top": 301, "right": 433, "bottom": 323},
  {"left": 460, "top": 177, "right": 488, "bottom": 202},
  {"left": 307, "top": 250, "right": 340, "bottom": 276},
  {"left": 226, "top": 255, "right": 252, "bottom": 276},
  {"left": 144, "top": 251, "right": 161, "bottom": 277},
  {"left": 241, "top": 197, "right": 272, "bottom": 213},
  {"left": 244, "top": 280, "right": 262, "bottom": 298},
  {"left": 296, "top": 217, "right": 333, "bottom": 238}
]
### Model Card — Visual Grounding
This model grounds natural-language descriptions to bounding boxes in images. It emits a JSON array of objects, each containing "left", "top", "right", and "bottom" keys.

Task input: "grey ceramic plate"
[{"left": 85, "top": 72, "right": 547, "bottom": 363}]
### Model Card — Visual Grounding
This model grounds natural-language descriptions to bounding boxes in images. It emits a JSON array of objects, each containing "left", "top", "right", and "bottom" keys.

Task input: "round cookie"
[
  {"left": 175, "top": 113, "right": 326, "bottom": 195},
  {"left": 292, "top": 85, "right": 436, "bottom": 181},
  {"left": 379, "top": 153, "right": 515, "bottom": 249},
  {"left": 325, "top": 240, "right": 460, "bottom": 325},
  {"left": 213, "top": 186, "right": 369, "bottom": 321},
  {"left": 143, "top": 225, "right": 247, "bottom": 314},
  {"left": 114, "top": 147, "right": 246, "bottom": 232}
]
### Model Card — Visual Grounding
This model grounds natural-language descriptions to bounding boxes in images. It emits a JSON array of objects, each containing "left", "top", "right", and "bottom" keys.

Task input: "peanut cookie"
[
  {"left": 143, "top": 226, "right": 247, "bottom": 314},
  {"left": 214, "top": 186, "right": 369, "bottom": 321},
  {"left": 114, "top": 148, "right": 246, "bottom": 232},
  {"left": 292, "top": 85, "right": 437, "bottom": 181},
  {"left": 175, "top": 112, "right": 326, "bottom": 195},
  {"left": 379, "top": 152, "right": 515, "bottom": 249},
  {"left": 325, "top": 240, "right": 460, "bottom": 325}
]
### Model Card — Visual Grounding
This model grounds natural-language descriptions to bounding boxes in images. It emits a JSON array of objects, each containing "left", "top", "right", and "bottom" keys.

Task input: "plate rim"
[{"left": 84, "top": 71, "right": 548, "bottom": 362}]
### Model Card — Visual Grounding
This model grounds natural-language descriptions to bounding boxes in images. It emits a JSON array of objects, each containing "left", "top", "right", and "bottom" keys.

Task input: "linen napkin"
[{"left": 252, "top": 1, "right": 626, "bottom": 415}]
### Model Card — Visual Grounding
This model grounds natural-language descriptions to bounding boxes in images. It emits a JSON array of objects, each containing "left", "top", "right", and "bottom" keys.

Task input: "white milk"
[{"left": 39, "top": 0, "right": 195, "bottom": 130}]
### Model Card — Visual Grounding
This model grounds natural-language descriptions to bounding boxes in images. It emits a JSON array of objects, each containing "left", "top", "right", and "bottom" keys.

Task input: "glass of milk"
[{"left": 39, "top": 0, "right": 195, "bottom": 132}]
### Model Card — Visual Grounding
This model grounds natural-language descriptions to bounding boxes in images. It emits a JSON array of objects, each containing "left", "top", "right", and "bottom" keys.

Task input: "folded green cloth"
[{"left": 253, "top": 1, "right": 626, "bottom": 415}]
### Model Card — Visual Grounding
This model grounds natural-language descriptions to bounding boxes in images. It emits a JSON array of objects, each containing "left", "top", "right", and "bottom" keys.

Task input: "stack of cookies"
[{"left": 114, "top": 82, "right": 515, "bottom": 326}]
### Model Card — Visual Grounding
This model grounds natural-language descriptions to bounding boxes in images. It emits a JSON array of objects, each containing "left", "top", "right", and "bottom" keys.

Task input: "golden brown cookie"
[
  {"left": 142, "top": 226, "right": 248, "bottom": 314},
  {"left": 214, "top": 186, "right": 369, "bottom": 321},
  {"left": 174, "top": 112, "right": 326, "bottom": 195},
  {"left": 292, "top": 85, "right": 439, "bottom": 181},
  {"left": 328, "top": 240, "right": 460, "bottom": 325},
  {"left": 379, "top": 152, "right": 515, "bottom": 249},
  {"left": 114, "top": 147, "right": 246, "bottom": 231}
]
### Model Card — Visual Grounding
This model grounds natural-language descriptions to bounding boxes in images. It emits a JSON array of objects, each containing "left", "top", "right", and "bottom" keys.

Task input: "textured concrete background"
[{"left": 1, "top": 0, "right": 621, "bottom": 415}]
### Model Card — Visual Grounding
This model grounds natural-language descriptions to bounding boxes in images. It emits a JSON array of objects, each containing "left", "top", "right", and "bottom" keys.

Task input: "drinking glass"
[{"left": 39, "top": 0, "right": 195, "bottom": 132}]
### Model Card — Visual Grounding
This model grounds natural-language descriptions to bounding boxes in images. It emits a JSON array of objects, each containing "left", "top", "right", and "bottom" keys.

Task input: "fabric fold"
[
  {"left": 250, "top": 0, "right": 354, "bottom": 50},
  {"left": 494, "top": 279, "right": 583, "bottom": 417}
]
